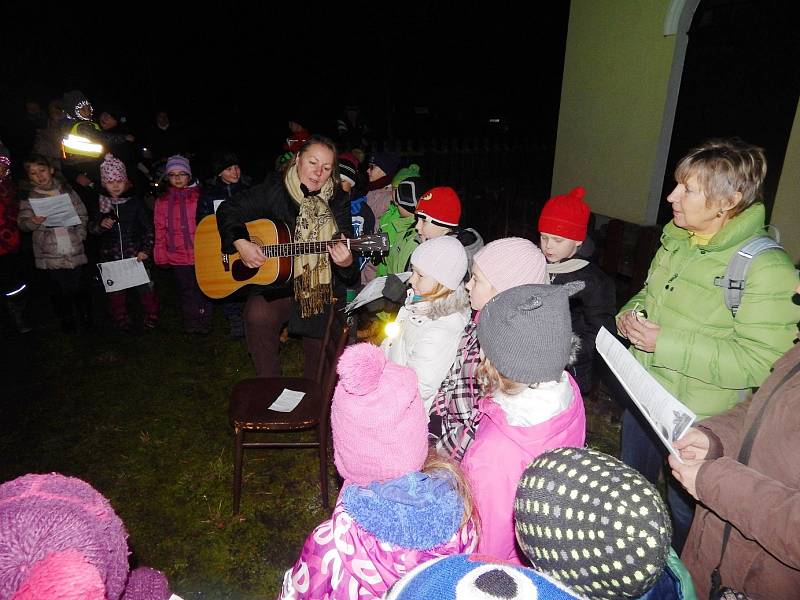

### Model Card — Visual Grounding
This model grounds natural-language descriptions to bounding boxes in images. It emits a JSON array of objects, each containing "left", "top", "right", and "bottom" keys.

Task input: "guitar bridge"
[{"left": 222, "top": 253, "right": 230, "bottom": 272}]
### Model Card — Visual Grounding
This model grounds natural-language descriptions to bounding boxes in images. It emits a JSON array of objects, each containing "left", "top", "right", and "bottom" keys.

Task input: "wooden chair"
[{"left": 229, "top": 307, "right": 349, "bottom": 514}]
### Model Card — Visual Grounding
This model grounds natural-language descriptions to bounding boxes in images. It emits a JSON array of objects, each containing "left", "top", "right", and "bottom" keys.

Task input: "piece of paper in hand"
[
  {"left": 212, "top": 199, "right": 225, "bottom": 213},
  {"left": 97, "top": 258, "right": 151, "bottom": 293},
  {"left": 345, "top": 272, "right": 411, "bottom": 313},
  {"left": 29, "top": 194, "right": 81, "bottom": 227},
  {"left": 269, "top": 389, "right": 305, "bottom": 412},
  {"left": 595, "top": 327, "right": 696, "bottom": 463}
]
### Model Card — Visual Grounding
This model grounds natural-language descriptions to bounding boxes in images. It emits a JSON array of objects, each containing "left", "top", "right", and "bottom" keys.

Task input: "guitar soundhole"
[{"left": 231, "top": 260, "right": 260, "bottom": 282}]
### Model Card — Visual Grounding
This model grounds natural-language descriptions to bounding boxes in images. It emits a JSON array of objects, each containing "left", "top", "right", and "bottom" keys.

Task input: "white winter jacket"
[{"left": 382, "top": 287, "right": 471, "bottom": 412}]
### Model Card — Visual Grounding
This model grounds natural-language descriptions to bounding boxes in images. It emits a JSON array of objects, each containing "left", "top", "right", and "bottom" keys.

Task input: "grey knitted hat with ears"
[{"left": 477, "top": 282, "right": 584, "bottom": 384}]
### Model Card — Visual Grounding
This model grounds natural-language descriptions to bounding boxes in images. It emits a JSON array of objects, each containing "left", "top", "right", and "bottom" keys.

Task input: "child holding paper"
[
  {"left": 89, "top": 154, "right": 158, "bottom": 331},
  {"left": 18, "top": 154, "right": 91, "bottom": 332}
]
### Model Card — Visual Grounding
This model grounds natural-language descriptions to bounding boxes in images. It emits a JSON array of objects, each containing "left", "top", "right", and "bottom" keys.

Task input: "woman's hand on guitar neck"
[
  {"left": 233, "top": 239, "right": 266, "bottom": 268},
  {"left": 328, "top": 235, "right": 354, "bottom": 268}
]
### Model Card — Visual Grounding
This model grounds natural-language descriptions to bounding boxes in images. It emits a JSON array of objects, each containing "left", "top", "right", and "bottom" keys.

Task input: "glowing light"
[
  {"left": 62, "top": 134, "right": 103, "bottom": 157},
  {"left": 5, "top": 284, "right": 26, "bottom": 297},
  {"left": 384, "top": 321, "right": 400, "bottom": 338}
]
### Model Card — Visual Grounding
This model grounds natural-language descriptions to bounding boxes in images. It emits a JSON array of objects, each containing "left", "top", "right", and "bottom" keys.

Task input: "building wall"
[
  {"left": 771, "top": 103, "right": 800, "bottom": 263},
  {"left": 552, "top": 0, "right": 675, "bottom": 224},
  {"left": 553, "top": 0, "right": 800, "bottom": 263}
]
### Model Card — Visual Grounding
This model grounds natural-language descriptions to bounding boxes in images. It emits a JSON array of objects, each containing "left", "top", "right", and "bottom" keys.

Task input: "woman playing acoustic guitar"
[{"left": 216, "top": 135, "right": 358, "bottom": 377}]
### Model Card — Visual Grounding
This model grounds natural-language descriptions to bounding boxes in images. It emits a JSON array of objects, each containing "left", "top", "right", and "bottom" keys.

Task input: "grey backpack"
[{"left": 714, "top": 231, "right": 785, "bottom": 316}]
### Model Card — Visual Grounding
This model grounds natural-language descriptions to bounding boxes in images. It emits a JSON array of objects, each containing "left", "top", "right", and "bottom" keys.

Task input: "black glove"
[{"left": 382, "top": 274, "right": 408, "bottom": 304}]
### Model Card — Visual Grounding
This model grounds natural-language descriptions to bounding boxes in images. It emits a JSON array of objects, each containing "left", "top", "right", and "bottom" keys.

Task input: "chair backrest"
[{"left": 317, "top": 313, "right": 350, "bottom": 432}]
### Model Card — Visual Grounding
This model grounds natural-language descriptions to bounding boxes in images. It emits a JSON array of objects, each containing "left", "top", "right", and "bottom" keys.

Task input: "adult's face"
[
  {"left": 667, "top": 174, "right": 728, "bottom": 236},
  {"left": 296, "top": 144, "right": 334, "bottom": 192}
]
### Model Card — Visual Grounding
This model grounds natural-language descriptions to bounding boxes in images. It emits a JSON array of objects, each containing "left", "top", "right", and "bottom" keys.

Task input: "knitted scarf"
[{"left": 284, "top": 164, "right": 337, "bottom": 317}]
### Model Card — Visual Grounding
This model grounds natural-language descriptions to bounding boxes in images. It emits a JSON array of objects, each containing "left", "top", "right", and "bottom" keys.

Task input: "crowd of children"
[{"left": 8, "top": 93, "right": 796, "bottom": 599}]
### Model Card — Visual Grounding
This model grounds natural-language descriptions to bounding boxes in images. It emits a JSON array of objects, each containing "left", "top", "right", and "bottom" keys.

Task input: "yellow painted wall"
[
  {"left": 552, "top": 0, "right": 675, "bottom": 223},
  {"left": 771, "top": 102, "right": 800, "bottom": 264}
]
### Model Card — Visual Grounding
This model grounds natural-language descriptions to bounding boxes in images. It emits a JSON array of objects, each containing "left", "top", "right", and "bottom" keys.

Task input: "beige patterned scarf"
[{"left": 284, "top": 163, "right": 338, "bottom": 317}]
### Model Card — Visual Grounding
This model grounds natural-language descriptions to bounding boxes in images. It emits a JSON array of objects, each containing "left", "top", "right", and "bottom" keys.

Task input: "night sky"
[{"left": 2, "top": 3, "right": 571, "bottom": 158}]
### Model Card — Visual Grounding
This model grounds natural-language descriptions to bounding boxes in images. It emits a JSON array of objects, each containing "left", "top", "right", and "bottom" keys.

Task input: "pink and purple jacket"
[
  {"left": 461, "top": 372, "right": 585, "bottom": 564},
  {"left": 279, "top": 471, "right": 478, "bottom": 599},
  {"left": 153, "top": 185, "right": 200, "bottom": 266}
]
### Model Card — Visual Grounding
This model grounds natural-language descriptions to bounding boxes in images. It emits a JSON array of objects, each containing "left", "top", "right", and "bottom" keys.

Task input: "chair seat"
[{"left": 229, "top": 377, "right": 322, "bottom": 431}]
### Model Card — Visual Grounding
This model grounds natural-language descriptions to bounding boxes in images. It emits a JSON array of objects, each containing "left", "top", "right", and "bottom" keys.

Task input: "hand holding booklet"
[{"left": 595, "top": 327, "right": 696, "bottom": 463}]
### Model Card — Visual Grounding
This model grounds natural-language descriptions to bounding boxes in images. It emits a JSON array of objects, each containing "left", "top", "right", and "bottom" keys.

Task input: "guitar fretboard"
[{"left": 261, "top": 239, "right": 348, "bottom": 258}]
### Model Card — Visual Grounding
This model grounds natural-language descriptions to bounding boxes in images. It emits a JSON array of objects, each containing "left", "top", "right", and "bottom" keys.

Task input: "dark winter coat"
[
  {"left": 547, "top": 237, "right": 617, "bottom": 394},
  {"left": 196, "top": 175, "right": 253, "bottom": 223},
  {"left": 89, "top": 196, "right": 154, "bottom": 262},
  {"left": 216, "top": 170, "right": 358, "bottom": 335}
]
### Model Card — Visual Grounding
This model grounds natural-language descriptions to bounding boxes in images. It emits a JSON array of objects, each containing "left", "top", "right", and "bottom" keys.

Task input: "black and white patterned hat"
[{"left": 514, "top": 447, "right": 672, "bottom": 599}]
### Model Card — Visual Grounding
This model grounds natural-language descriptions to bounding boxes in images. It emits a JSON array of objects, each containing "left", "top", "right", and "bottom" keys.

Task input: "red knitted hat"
[
  {"left": 415, "top": 186, "right": 462, "bottom": 228},
  {"left": 538, "top": 186, "right": 590, "bottom": 242}
]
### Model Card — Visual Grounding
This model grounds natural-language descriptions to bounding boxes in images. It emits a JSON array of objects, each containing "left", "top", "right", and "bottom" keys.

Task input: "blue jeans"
[{"left": 621, "top": 408, "right": 695, "bottom": 554}]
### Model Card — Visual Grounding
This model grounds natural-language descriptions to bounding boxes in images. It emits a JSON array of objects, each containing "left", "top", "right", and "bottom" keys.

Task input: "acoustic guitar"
[{"left": 194, "top": 216, "right": 388, "bottom": 299}]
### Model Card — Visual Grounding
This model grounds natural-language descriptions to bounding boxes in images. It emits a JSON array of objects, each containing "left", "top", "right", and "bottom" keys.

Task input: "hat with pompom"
[
  {"left": 331, "top": 343, "right": 428, "bottom": 485},
  {"left": 0, "top": 473, "right": 130, "bottom": 600},
  {"left": 538, "top": 187, "right": 591, "bottom": 242},
  {"left": 0, "top": 473, "right": 171, "bottom": 600}
]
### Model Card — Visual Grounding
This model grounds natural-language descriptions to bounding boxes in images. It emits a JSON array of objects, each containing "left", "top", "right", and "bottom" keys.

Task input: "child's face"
[
  {"left": 167, "top": 171, "right": 190, "bottom": 189},
  {"left": 540, "top": 233, "right": 581, "bottom": 263},
  {"left": 26, "top": 163, "right": 54, "bottom": 189},
  {"left": 465, "top": 263, "right": 497, "bottom": 311},
  {"left": 99, "top": 112, "right": 118, "bottom": 130},
  {"left": 104, "top": 179, "right": 128, "bottom": 198},
  {"left": 415, "top": 217, "right": 450, "bottom": 243},
  {"left": 409, "top": 264, "right": 440, "bottom": 297},
  {"left": 219, "top": 165, "right": 241, "bottom": 185}
]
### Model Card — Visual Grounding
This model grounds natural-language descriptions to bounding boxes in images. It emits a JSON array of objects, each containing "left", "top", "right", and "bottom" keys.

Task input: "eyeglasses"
[{"left": 167, "top": 172, "right": 190, "bottom": 178}]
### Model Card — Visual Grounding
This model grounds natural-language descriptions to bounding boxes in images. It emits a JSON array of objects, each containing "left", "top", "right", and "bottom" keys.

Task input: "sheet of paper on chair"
[{"left": 269, "top": 389, "right": 305, "bottom": 412}]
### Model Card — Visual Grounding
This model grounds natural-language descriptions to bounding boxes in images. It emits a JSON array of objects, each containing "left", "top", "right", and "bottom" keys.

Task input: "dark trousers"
[
  {"left": 46, "top": 265, "right": 91, "bottom": 326},
  {"left": 107, "top": 282, "right": 159, "bottom": 324},
  {"left": 172, "top": 265, "right": 212, "bottom": 332},
  {"left": 243, "top": 294, "right": 320, "bottom": 378},
  {"left": 621, "top": 408, "right": 695, "bottom": 553}
]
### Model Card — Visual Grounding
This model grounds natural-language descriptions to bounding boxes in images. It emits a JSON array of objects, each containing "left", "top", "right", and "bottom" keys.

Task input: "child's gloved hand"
[{"left": 382, "top": 274, "right": 408, "bottom": 304}]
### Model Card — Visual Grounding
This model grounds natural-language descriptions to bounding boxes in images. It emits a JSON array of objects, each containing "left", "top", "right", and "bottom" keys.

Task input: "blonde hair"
[
  {"left": 674, "top": 138, "right": 766, "bottom": 217},
  {"left": 422, "top": 450, "right": 479, "bottom": 532},
  {"left": 413, "top": 282, "right": 453, "bottom": 303},
  {"left": 476, "top": 356, "right": 529, "bottom": 396}
]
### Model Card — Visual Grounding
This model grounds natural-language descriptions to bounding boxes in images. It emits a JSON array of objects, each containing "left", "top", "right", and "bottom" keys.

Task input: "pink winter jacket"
[
  {"left": 461, "top": 373, "right": 586, "bottom": 564},
  {"left": 279, "top": 475, "right": 478, "bottom": 600},
  {"left": 153, "top": 185, "right": 200, "bottom": 266}
]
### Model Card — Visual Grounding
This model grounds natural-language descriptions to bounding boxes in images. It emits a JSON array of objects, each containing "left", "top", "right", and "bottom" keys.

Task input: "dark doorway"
[{"left": 657, "top": 0, "right": 800, "bottom": 225}]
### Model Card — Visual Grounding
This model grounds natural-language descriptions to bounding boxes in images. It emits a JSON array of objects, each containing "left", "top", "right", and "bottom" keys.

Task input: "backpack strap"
[{"left": 714, "top": 236, "right": 784, "bottom": 316}]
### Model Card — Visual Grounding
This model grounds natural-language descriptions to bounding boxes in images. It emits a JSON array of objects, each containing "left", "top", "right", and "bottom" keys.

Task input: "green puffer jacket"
[
  {"left": 375, "top": 203, "right": 418, "bottom": 277},
  {"left": 619, "top": 203, "right": 800, "bottom": 420}
]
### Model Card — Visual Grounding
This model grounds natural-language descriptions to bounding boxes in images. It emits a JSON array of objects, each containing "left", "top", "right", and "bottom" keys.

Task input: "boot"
[{"left": 6, "top": 296, "right": 32, "bottom": 334}]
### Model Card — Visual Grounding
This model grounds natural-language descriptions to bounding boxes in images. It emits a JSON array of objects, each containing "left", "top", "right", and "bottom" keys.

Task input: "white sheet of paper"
[
  {"left": 97, "top": 258, "right": 151, "bottom": 293},
  {"left": 29, "top": 194, "right": 81, "bottom": 227},
  {"left": 345, "top": 272, "right": 412, "bottom": 313},
  {"left": 212, "top": 199, "right": 225, "bottom": 213},
  {"left": 269, "top": 389, "right": 305, "bottom": 412},
  {"left": 595, "top": 327, "right": 696, "bottom": 462},
  {"left": 168, "top": 595, "right": 185, "bottom": 600}
]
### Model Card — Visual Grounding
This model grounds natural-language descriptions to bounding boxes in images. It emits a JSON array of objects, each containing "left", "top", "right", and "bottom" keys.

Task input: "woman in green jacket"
[{"left": 616, "top": 138, "right": 800, "bottom": 553}]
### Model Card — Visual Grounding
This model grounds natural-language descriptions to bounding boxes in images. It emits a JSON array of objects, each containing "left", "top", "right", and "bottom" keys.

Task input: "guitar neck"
[{"left": 260, "top": 238, "right": 348, "bottom": 258}]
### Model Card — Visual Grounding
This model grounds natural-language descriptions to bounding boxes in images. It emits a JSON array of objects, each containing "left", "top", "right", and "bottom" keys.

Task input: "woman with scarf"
[{"left": 216, "top": 136, "right": 357, "bottom": 377}]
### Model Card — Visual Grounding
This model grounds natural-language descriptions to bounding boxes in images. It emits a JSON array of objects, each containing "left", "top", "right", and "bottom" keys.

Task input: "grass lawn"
[{"left": 1, "top": 271, "right": 622, "bottom": 599}]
